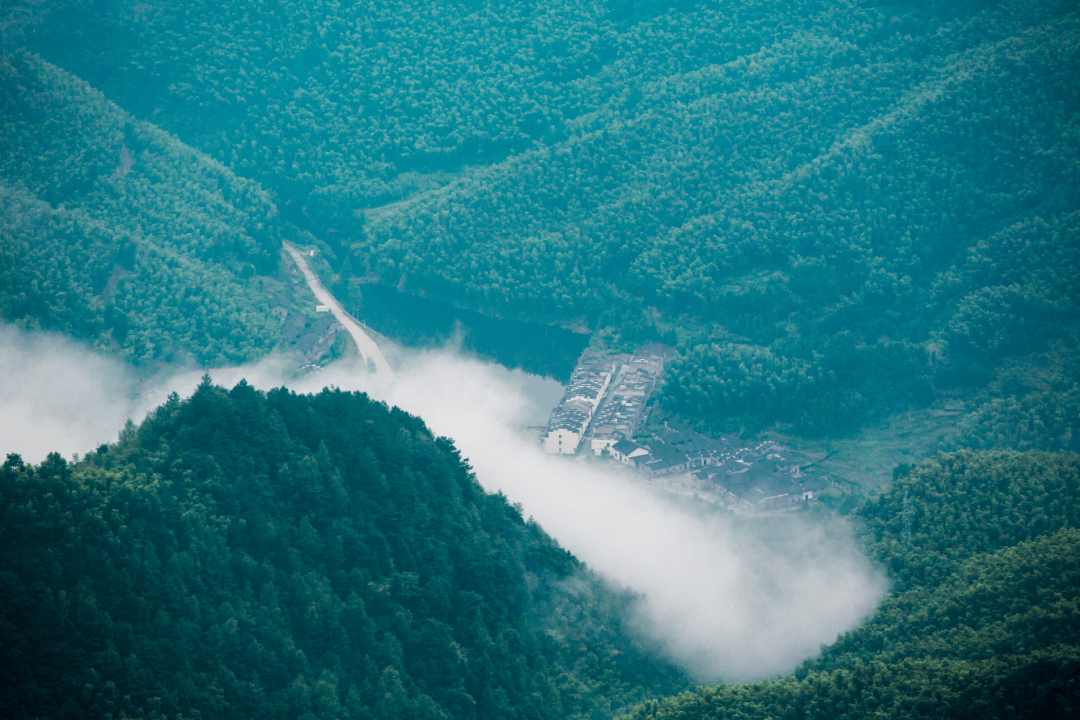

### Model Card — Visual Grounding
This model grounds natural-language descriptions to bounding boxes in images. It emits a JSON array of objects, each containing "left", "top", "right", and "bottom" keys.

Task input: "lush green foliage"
[
  {"left": 952, "top": 344, "right": 1080, "bottom": 454},
  {"left": 0, "top": 51, "right": 289, "bottom": 366},
  {"left": 855, "top": 450, "right": 1080, "bottom": 594},
  {"left": 21, "top": 0, "right": 1080, "bottom": 434},
  {"left": 620, "top": 450, "right": 1080, "bottom": 719},
  {"left": 5, "top": 1, "right": 1080, "bottom": 715},
  {"left": 0, "top": 382, "right": 686, "bottom": 719}
]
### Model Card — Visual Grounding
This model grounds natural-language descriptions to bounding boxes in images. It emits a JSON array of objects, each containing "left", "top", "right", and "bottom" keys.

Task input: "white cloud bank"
[
  {"left": 0, "top": 326, "right": 137, "bottom": 462},
  {"left": 0, "top": 325, "right": 886, "bottom": 682}
]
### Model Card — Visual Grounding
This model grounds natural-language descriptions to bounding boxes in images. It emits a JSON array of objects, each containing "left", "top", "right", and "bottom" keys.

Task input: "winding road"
[{"left": 282, "top": 240, "right": 397, "bottom": 381}]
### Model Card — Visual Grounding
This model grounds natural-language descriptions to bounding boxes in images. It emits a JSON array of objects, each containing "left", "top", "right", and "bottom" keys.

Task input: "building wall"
[
  {"left": 591, "top": 435, "right": 617, "bottom": 456},
  {"left": 543, "top": 359, "right": 616, "bottom": 455},
  {"left": 613, "top": 447, "right": 648, "bottom": 464},
  {"left": 544, "top": 428, "right": 581, "bottom": 455}
]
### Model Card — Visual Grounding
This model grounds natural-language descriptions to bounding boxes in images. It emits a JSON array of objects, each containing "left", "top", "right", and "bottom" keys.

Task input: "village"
[{"left": 542, "top": 345, "right": 827, "bottom": 513}]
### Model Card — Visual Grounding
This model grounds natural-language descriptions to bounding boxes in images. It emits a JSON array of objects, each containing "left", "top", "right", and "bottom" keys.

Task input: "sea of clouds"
[{"left": 0, "top": 324, "right": 887, "bottom": 681}]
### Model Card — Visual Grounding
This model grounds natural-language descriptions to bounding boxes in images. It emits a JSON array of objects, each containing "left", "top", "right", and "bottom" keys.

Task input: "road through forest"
[{"left": 282, "top": 241, "right": 397, "bottom": 380}]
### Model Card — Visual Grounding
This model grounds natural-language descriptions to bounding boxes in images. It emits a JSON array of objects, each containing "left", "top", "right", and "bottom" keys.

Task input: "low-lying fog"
[{"left": 0, "top": 324, "right": 887, "bottom": 682}]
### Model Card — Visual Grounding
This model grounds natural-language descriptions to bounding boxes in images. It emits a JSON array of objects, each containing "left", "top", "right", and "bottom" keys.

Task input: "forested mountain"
[
  {"left": 0, "top": 381, "right": 687, "bottom": 719},
  {"left": 3, "top": 0, "right": 1079, "bottom": 716},
  {"left": 620, "top": 450, "right": 1080, "bottom": 719},
  {"left": 5, "top": 386, "right": 1076, "bottom": 719},
  {"left": 14, "top": 0, "right": 1080, "bottom": 438},
  {"left": 0, "top": 51, "right": 290, "bottom": 366}
]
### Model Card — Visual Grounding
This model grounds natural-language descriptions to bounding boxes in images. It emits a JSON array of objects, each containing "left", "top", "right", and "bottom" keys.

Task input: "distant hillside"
[
  {"left": 0, "top": 51, "right": 291, "bottom": 366},
  {"left": 16, "top": 0, "right": 1080, "bottom": 439},
  {"left": 620, "top": 450, "right": 1080, "bottom": 719},
  {"left": 0, "top": 381, "right": 686, "bottom": 719}
]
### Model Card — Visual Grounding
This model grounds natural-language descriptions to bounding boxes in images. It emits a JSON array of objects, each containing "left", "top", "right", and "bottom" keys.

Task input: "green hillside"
[
  {"left": 17, "top": 0, "right": 1080, "bottom": 436},
  {"left": 3, "top": 1, "right": 1080, "bottom": 713},
  {"left": 6, "top": 389, "right": 1077, "bottom": 719},
  {"left": 0, "top": 51, "right": 290, "bottom": 366},
  {"left": 620, "top": 450, "right": 1080, "bottom": 719},
  {"left": 0, "top": 381, "right": 686, "bottom": 720}
]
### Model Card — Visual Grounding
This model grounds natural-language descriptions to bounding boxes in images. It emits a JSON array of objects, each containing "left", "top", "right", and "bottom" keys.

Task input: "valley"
[
  {"left": 283, "top": 239, "right": 396, "bottom": 379},
  {"left": 1, "top": 0, "right": 1078, "bottom": 716}
]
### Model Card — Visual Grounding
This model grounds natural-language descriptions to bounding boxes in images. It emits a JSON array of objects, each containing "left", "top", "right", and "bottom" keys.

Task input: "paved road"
[{"left": 282, "top": 241, "right": 397, "bottom": 380}]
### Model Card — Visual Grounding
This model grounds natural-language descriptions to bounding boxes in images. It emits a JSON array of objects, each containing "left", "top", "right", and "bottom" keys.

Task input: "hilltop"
[{"left": 0, "top": 380, "right": 687, "bottom": 719}]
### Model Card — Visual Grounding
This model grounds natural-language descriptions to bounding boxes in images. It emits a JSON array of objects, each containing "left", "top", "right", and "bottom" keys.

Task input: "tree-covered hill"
[
  {"left": 619, "top": 450, "right": 1080, "bottom": 719},
  {"left": 0, "top": 380, "right": 686, "bottom": 720},
  {"left": 16, "top": 0, "right": 1080, "bottom": 437},
  {"left": 0, "top": 51, "right": 295, "bottom": 366},
  {"left": 4, "top": 1, "right": 1080, "bottom": 714}
]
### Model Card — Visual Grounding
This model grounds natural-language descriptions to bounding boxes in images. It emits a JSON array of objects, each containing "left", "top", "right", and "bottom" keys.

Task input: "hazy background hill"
[
  {"left": 4, "top": 0, "right": 1076, "bottom": 444},
  {"left": 0, "top": 51, "right": 287, "bottom": 366}
]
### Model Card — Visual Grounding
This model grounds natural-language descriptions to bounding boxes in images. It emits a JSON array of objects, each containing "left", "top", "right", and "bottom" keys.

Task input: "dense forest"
[
  {"left": 0, "top": 381, "right": 687, "bottom": 719},
  {"left": 3, "top": 386, "right": 1077, "bottom": 718},
  {"left": 8, "top": 0, "right": 1077, "bottom": 438},
  {"left": 621, "top": 450, "right": 1080, "bottom": 719},
  {"left": 2, "top": 0, "right": 1080, "bottom": 716},
  {"left": 0, "top": 51, "right": 291, "bottom": 366}
]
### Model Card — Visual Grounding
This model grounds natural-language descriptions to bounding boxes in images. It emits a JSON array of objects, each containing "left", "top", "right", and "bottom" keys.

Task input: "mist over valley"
[
  {"left": 2, "top": 0, "right": 1079, "bottom": 715},
  {"left": 0, "top": 324, "right": 886, "bottom": 682}
]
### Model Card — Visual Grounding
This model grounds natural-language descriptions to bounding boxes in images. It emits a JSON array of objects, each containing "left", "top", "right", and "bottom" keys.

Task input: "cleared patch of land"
[{"left": 773, "top": 406, "right": 968, "bottom": 496}]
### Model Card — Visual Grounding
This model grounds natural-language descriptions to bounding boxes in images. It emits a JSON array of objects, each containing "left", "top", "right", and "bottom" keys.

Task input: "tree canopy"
[
  {"left": 5, "top": 0, "right": 1075, "bottom": 432},
  {"left": 0, "top": 381, "right": 686, "bottom": 720},
  {"left": 620, "top": 450, "right": 1080, "bottom": 719}
]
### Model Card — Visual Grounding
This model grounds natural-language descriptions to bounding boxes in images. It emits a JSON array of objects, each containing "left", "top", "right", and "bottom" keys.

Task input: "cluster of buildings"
[
  {"left": 692, "top": 437, "right": 827, "bottom": 510},
  {"left": 542, "top": 350, "right": 617, "bottom": 455},
  {"left": 587, "top": 346, "right": 666, "bottom": 455},
  {"left": 542, "top": 345, "right": 667, "bottom": 455},
  {"left": 543, "top": 347, "right": 827, "bottom": 511},
  {"left": 616, "top": 423, "right": 828, "bottom": 510}
]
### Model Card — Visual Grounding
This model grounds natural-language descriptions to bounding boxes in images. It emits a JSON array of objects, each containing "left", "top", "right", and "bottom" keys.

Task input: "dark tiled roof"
[{"left": 611, "top": 438, "right": 643, "bottom": 455}]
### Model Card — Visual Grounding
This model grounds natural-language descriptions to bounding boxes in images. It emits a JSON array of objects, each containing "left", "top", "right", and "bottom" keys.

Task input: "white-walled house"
[
  {"left": 545, "top": 427, "right": 582, "bottom": 455},
  {"left": 542, "top": 352, "right": 616, "bottom": 455},
  {"left": 611, "top": 438, "right": 650, "bottom": 465},
  {"left": 591, "top": 434, "right": 618, "bottom": 456}
]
